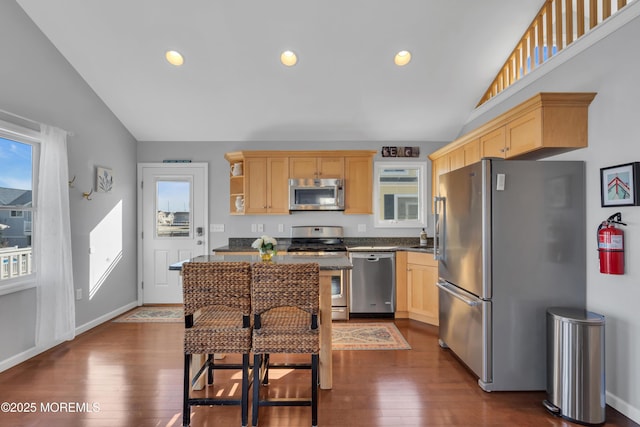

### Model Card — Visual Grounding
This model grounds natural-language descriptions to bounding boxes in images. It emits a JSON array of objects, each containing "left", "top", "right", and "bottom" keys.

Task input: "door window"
[{"left": 155, "top": 180, "right": 191, "bottom": 238}]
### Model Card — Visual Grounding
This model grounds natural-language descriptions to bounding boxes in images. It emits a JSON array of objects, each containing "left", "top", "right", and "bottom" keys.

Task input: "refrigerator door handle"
[
  {"left": 433, "top": 196, "right": 445, "bottom": 260},
  {"left": 436, "top": 281, "right": 480, "bottom": 307}
]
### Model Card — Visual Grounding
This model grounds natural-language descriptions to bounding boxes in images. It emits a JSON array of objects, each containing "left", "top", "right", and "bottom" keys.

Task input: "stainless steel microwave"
[{"left": 288, "top": 178, "right": 345, "bottom": 211}]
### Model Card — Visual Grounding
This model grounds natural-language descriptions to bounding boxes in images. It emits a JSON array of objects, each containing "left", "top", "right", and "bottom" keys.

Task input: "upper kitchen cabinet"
[
  {"left": 225, "top": 150, "right": 375, "bottom": 215},
  {"left": 290, "top": 156, "right": 344, "bottom": 179},
  {"left": 429, "top": 92, "right": 596, "bottom": 204},
  {"left": 344, "top": 155, "right": 374, "bottom": 214},
  {"left": 224, "top": 152, "right": 289, "bottom": 215},
  {"left": 245, "top": 157, "right": 289, "bottom": 214}
]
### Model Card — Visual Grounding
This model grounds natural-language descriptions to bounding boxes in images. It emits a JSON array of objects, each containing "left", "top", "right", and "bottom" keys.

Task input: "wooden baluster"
[
  {"left": 546, "top": 1, "right": 554, "bottom": 59},
  {"left": 603, "top": 0, "right": 612, "bottom": 19},
  {"left": 555, "top": 0, "right": 564, "bottom": 51},
  {"left": 536, "top": 13, "right": 544, "bottom": 65},
  {"left": 590, "top": 0, "right": 598, "bottom": 29},
  {"left": 566, "top": 0, "right": 574, "bottom": 45},
  {"left": 577, "top": 0, "right": 586, "bottom": 38},
  {"left": 529, "top": 26, "right": 536, "bottom": 71}
]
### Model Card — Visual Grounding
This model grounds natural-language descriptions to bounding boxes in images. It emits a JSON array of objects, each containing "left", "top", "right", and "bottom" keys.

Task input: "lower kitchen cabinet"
[{"left": 396, "top": 251, "right": 438, "bottom": 326}]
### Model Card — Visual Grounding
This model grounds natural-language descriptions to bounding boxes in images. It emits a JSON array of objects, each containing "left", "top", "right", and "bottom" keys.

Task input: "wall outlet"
[
  {"left": 257, "top": 223, "right": 264, "bottom": 232},
  {"left": 358, "top": 224, "right": 367, "bottom": 232},
  {"left": 75, "top": 289, "right": 83, "bottom": 300},
  {"left": 211, "top": 224, "right": 225, "bottom": 232}
]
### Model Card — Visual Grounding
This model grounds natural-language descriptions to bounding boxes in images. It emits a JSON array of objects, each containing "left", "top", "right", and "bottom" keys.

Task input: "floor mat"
[
  {"left": 113, "top": 306, "right": 183, "bottom": 323},
  {"left": 331, "top": 322, "right": 411, "bottom": 350}
]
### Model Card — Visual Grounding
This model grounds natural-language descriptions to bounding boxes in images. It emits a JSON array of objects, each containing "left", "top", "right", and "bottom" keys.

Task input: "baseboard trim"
[
  {"left": 607, "top": 391, "right": 640, "bottom": 424},
  {"left": 75, "top": 301, "right": 138, "bottom": 335},
  {"left": 0, "top": 301, "right": 139, "bottom": 374}
]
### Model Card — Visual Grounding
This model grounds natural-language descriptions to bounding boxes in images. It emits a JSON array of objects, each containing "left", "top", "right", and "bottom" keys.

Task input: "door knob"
[{"left": 196, "top": 240, "right": 204, "bottom": 245}]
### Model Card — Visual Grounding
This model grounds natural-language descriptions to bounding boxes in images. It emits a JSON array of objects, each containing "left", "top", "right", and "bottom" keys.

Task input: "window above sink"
[{"left": 373, "top": 161, "right": 427, "bottom": 228}]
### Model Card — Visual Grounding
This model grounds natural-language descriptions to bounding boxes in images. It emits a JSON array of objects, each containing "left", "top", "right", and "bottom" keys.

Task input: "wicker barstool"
[
  {"left": 182, "top": 261, "right": 252, "bottom": 427},
  {"left": 250, "top": 262, "right": 320, "bottom": 427}
]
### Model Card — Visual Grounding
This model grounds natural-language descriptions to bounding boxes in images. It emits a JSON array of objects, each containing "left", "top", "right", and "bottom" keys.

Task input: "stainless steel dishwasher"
[{"left": 348, "top": 251, "right": 395, "bottom": 317}]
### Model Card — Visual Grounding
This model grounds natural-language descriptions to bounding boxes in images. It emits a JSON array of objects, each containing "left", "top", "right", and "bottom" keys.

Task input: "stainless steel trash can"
[{"left": 543, "top": 307, "right": 606, "bottom": 425}]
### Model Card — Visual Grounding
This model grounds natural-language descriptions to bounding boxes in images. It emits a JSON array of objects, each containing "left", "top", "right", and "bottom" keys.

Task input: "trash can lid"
[{"left": 547, "top": 307, "right": 605, "bottom": 324}]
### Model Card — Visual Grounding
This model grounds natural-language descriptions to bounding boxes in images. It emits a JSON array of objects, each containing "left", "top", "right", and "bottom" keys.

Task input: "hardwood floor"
[{"left": 0, "top": 318, "right": 637, "bottom": 427}]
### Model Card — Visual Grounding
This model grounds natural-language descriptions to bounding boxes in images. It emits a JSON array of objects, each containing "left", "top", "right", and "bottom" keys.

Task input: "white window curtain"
[{"left": 35, "top": 125, "right": 75, "bottom": 347}]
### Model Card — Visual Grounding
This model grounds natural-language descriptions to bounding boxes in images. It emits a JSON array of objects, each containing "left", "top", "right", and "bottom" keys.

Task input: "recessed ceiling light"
[
  {"left": 280, "top": 50, "right": 298, "bottom": 67},
  {"left": 394, "top": 50, "right": 411, "bottom": 66},
  {"left": 165, "top": 50, "right": 184, "bottom": 66}
]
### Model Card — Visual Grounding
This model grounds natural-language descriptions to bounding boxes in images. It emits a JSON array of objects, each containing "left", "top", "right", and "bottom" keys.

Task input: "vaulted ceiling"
[{"left": 17, "top": 0, "right": 545, "bottom": 142}]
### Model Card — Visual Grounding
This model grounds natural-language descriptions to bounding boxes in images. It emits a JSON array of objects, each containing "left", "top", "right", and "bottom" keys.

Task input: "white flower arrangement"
[{"left": 251, "top": 235, "right": 278, "bottom": 254}]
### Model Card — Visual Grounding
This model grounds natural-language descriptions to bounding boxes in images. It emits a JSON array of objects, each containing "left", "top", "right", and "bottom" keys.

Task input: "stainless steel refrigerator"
[{"left": 434, "top": 158, "right": 586, "bottom": 391}]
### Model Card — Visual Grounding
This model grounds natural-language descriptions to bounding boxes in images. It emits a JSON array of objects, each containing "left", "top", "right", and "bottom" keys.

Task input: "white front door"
[{"left": 138, "top": 163, "right": 208, "bottom": 304}]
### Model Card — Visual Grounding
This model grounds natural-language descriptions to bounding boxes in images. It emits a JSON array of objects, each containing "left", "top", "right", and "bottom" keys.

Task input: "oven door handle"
[{"left": 436, "top": 281, "right": 480, "bottom": 307}]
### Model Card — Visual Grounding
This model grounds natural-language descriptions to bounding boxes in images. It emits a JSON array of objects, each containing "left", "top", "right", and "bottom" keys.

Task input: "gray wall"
[
  {"left": 0, "top": 2, "right": 138, "bottom": 363},
  {"left": 136, "top": 140, "right": 446, "bottom": 249}
]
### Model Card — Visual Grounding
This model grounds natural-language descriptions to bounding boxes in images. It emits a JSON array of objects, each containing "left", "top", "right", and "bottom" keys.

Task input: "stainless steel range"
[{"left": 287, "top": 226, "right": 349, "bottom": 320}]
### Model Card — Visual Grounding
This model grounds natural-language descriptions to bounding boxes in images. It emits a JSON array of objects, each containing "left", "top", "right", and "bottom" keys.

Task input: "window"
[
  {"left": 0, "top": 121, "right": 39, "bottom": 285},
  {"left": 373, "top": 161, "right": 427, "bottom": 228}
]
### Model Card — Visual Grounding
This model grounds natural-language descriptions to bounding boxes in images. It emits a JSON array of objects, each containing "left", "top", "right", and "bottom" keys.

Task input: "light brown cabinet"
[
  {"left": 431, "top": 155, "right": 450, "bottom": 212},
  {"left": 463, "top": 139, "right": 481, "bottom": 165},
  {"left": 481, "top": 110, "right": 543, "bottom": 158},
  {"left": 245, "top": 157, "right": 289, "bottom": 214},
  {"left": 395, "top": 251, "right": 439, "bottom": 326},
  {"left": 429, "top": 92, "right": 596, "bottom": 209},
  {"left": 480, "top": 127, "right": 507, "bottom": 158},
  {"left": 289, "top": 157, "right": 344, "bottom": 179},
  {"left": 225, "top": 150, "right": 375, "bottom": 215},
  {"left": 344, "top": 156, "right": 373, "bottom": 214}
]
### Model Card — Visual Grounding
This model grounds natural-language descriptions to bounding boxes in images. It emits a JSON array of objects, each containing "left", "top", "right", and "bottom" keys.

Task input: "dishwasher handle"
[{"left": 436, "top": 280, "right": 480, "bottom": 307}]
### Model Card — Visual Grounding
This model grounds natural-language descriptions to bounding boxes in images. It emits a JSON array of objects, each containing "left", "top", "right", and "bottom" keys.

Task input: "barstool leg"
[
  {"left": 183, "top": 354, "right": 191, "bottom": 427},
  {"left": 242, "top": 353, "right": 250, "bottom": 427},
  {"left": 312, "top": 353, "right": 318, "bottom": 427},
  {"left": 252, "top": 353, "right": 261, "bottom": 427}
]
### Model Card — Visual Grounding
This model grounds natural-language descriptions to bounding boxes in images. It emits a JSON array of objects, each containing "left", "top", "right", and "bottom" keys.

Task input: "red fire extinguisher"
[{"left": 597, "top": 212, "right": 626, "bottom": 275}]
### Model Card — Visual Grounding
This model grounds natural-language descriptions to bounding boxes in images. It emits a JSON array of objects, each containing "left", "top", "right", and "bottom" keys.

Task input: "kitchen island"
[{"left": 170, "top": 254, "right": 352, "bottom": 390}]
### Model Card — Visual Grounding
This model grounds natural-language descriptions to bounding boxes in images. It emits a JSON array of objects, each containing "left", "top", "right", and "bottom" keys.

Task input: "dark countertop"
[
  {"left": 213, "top": 237, "right": 435, "bottom": 254},
  {"left": 213, "top": 245, "right": 434, "bottom": 254},
  {"left": 169, "top": 254, "right": 353, "bottom": 271}
]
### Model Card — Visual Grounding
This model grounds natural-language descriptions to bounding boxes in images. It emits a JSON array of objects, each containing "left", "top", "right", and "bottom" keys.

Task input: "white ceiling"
[{"left": 17, "top": 0, "right": 545, "bottom": 142}]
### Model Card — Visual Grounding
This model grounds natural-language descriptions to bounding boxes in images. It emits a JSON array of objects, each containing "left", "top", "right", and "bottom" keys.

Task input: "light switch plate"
[
  {"left": 211, "top": 224, "right": 225, "bottom": 232},
  {"left": 278, "top": 224, "right": 284, "bottom": 232},
  {"left": 251, "top": 224, "right": 257, "bottom": 232}
]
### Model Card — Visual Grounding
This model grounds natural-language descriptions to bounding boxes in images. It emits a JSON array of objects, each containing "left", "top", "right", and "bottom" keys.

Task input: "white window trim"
[
  {"left": 0, "top": 119, "right": 40, "bottom": 295},
  {"left": 373, "top": 161, "right": 427, "bottom": 228}
]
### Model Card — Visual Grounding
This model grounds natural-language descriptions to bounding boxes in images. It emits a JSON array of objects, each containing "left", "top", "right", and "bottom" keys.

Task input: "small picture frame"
[
  {"left": 96, "top": 166, "right": 114, "bottom": 193},
  {"left": 600, "top": 162, "right": 640, "bottom": 207}
]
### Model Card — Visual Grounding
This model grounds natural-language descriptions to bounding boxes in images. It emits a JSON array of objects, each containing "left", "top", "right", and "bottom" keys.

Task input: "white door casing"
[{"left": 137, "top": 163, "right": 208, "bottom": 304}]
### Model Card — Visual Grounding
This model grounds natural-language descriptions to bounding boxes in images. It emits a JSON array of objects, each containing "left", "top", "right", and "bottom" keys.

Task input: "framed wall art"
[
  {"left": 600, "top": 162, "right": 640, "bottom": 207},
  {"left": 96, "top": 166, "right": 113, "bottom": 193}
]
